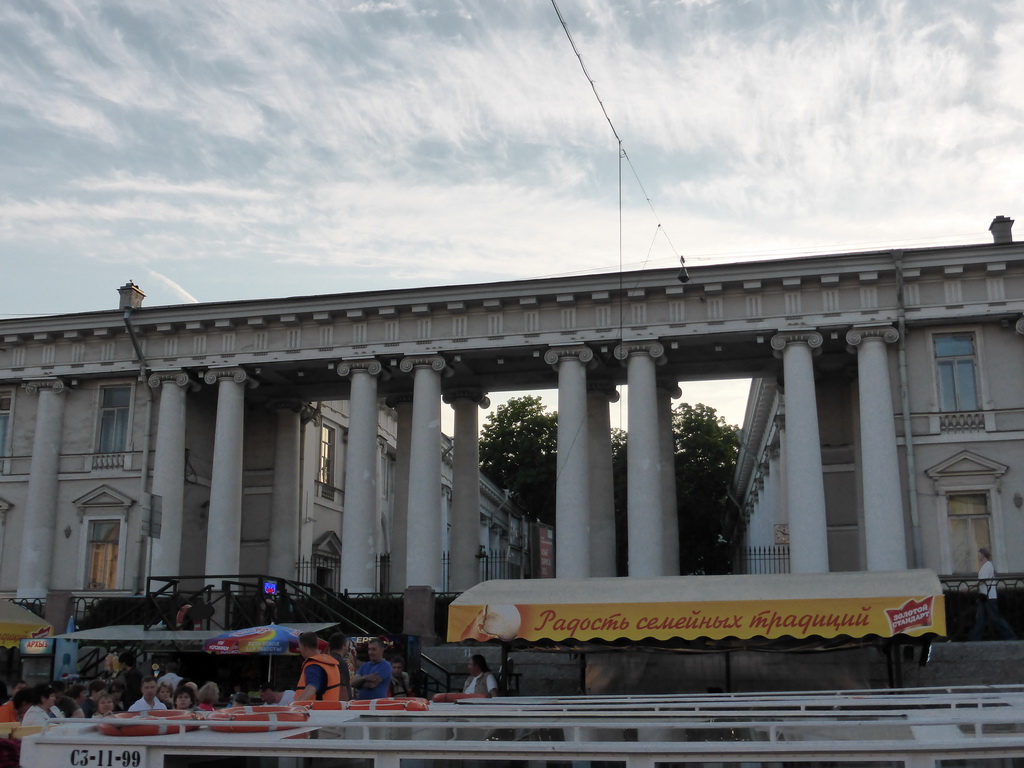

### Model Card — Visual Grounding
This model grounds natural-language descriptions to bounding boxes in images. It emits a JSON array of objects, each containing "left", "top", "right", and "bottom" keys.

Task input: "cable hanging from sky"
[{"left": 549, "top": 0, "right": 685, "bottom": 281}]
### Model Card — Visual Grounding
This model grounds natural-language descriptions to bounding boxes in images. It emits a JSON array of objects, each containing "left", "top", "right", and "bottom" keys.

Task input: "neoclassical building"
[
  {"left": 0, "top": 216, "right": 1021, "bottom": 613},
  {"left": 734, "top": 217, "right": 1024, "bottom": 576}
]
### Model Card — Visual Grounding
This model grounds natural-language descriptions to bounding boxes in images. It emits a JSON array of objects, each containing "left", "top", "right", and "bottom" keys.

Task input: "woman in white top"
[
  {"left": 21, "top": 683, "right": 63, "bottom": 726},
  {"left": 462, "top": 654, "right": 499, "bottom": 697}
]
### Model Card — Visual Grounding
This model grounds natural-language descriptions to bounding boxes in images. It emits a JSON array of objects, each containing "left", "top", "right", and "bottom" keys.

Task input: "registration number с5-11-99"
[{"left": 67, "top": 748, "right": 144, "bottom": 767}]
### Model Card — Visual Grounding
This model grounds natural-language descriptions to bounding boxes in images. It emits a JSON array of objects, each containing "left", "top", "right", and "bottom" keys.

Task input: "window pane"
[
  {"left": 935, "top": 334, "right": 975, "bottom": 357},
  {"left": 0, "top": 413, "right": 8, "bottom": 457},
  {"left": 972, "top": 516, "right": 992, "bottom": 555},
  {"left": 87, "top": 520, "right": 120, "bottom": 589},
  {"left": 955, "top": 359, "right": 979, "bottom": 410},
  {"left": 102, "top": 387, "right": 131, "bottom": 407},
  {"left": 949, "top": 518, "right": 973, "bottom": 574},
  {"left": 937, "top": 361, "right": 958, "bottom": 411},
  {"left": 98, "top": 387, "right": 130, "bottom": 452},
  {"left": 949, "top": 494, "right": 987, "bottom": 516}
]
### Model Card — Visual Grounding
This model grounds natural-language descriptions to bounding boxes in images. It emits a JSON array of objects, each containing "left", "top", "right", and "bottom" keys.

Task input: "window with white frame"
[
  {"left": 97, "top": 386, "right": 132, "bottom": 453},
  {"left": 0, "top": 391, "right": 11, "bottom": 457},
  {"left": 934, "top": 333, "right": 979, "bottom": 412},
  {"left": 947, "top": 493, "right": 991, "bottom": 575},
  {"left": 85, "top": 518, "right": 121, "bottom": 589},
  {"left": 319, "top": 424, "right": 336, "bottom": 487}
]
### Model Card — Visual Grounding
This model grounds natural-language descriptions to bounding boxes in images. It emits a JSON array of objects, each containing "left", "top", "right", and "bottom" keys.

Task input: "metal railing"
[
  {"left": 735, "top": 545, "right": 790, "bottom": 574},
  {"left": 940, "top": 574, "right": 1024, "bottom": 641}
]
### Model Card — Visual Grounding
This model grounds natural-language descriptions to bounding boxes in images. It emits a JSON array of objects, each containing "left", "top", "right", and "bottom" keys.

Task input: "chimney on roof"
[
  {"left": 989, "top": 215, "right": 1014, "bottom": 244},
  {"left": 117, "top": 281, "right": 145, "bottom": 310}
]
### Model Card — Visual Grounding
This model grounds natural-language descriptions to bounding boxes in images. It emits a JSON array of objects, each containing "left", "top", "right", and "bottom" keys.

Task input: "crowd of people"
[{"left": 0, "top": 634, "right": 434, "bottom": 726}]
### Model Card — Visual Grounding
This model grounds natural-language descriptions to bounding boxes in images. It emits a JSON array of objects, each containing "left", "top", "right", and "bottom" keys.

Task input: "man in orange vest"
[
  {"left": 0, "top": 690, "right": 31, "bottom": 723},
  {"left": 294, "top": 632, "right": 342, "bottom": 702}
]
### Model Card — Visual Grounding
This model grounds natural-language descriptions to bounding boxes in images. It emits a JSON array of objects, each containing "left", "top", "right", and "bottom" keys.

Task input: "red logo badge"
[{"left": 885, "top": 596, "right": 934, "bottom": 634}]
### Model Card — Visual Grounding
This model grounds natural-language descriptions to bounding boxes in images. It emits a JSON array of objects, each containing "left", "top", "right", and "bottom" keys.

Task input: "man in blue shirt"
[{"left": 353, "top": 638, "right": 392, "bottom": 700}]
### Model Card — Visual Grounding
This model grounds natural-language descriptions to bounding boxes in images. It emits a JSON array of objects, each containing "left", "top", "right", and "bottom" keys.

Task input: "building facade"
[
  {"left": 1, "top": 216, "right": 1022, "bottom": 615},
  {"left": 734, "top": 217, "right": 1024, "bottom": 576}
]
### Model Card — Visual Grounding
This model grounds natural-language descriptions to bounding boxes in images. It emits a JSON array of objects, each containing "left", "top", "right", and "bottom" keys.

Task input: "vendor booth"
[{"left": 447, "top": 570, "right": 945, "bottom": 692}]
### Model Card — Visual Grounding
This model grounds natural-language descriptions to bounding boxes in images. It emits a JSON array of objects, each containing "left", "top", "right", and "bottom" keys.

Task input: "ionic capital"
[
  {"left": 385, "top": 392, "right": 415, "bottom": 409},
  {"left": 398, "top": 355, "right": 447, "bottom": 375},
  {"left": 1016, "top": 315, "right": 1024, "bottom": 336},
  {"left": 586, "top": 381, "right": 620, "bottom": 403},
  {"left": 23, "top": 378, "right": 68, "bottom": 396},
  {"left": 337, "top": 358, "right": 383, "bottom": 378},
  {"left": 442, "top": 389, "right": 490, "bottom": 409},
  {"left": 845, "top": 325, "right": 899, "bottom": 348},
  {"left": 544, "top": 345, "right": 594, "bottom": 368},
  {"left": 203, "top": 367, "right": 257, "bottom": 388},
  {"left": 656, "top": 379, "right": 683, "bottom": 399},
  {"left": 770, "top": 330, "right": 823, "bottom": 358},
  {"left": 612, "top": 340, "right": 664, "bottom": 362},
  {"left": 148, "top": 371, "right": 200, "bottom": 391}
]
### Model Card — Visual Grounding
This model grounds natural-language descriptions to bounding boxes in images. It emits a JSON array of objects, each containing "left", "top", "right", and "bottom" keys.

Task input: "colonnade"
[{"left": 14, "top": 324, "right": 910, "bottom": 600}]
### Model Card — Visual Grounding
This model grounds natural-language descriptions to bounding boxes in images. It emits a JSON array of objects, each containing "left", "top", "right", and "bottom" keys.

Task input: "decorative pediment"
[
  {"left": 925, "top": 451, "right": 1008, "bottom": 481},
  {"left": 72, "top": 484, "right": 135, "bottom": 513},
  {"left": 312, "top": 530, "right": 342, "bottom": 557}
]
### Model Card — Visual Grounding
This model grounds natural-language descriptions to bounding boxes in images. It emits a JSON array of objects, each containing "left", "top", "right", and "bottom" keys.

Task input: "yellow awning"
[
  {"left": 0, "top": 600, "right": 53, "bottom": 648},
  {"left": 447, "top": 570, "right": 945, "bottom": 645}
]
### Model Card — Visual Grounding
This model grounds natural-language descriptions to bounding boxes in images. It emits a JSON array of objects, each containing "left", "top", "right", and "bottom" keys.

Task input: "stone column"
[
  {"left": 587, "top": 383, "right": 619, "bottom": 577},
  {"left": 544, "top": 345, "right": 593, "bottom": 579},
  {"left": 847, "top": 325, "right": 907, "bottom": 571},
  {"left": 657, "top": 380, "right": 682, "bottom": 576},
  {"left": 337, "top": 359, "right": 383, "bottom": 593},
  {"left": 399, "top": 355, "right": 446, "bottom": 589},
  {"left": 267, "top": 400, "right": 308, "bottom": 579},
  {"left": 17, "top": 379, "right": 68, "bottom": 600},
  {"left": 444, "top": 390, "right": 489, "bottom": 591},
  {"left": 385, "top": 394, "right": 414, "bottom": 592},
  {"left": 147, "top": 371, "right": 197, "bottom": 579},
  {"left": 771, "top": 331, "right": 830, "bottom": 573},
  {"left": 614, "top": 341, "right": 665, "bottom": 578},
  {"left": 202, "top": 368, "right": 254, "bottom": 583}
]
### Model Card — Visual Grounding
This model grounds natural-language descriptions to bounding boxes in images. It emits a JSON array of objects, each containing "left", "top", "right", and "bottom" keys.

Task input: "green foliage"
[
  {"left": 672, "top": 403, "right": 740, "bottom": 575},
  {"left": 612, "top": 403, "right": 739, "bottom": 576},
  {"left": 479, "top": 395, "right": 558, "bottom": 526}
]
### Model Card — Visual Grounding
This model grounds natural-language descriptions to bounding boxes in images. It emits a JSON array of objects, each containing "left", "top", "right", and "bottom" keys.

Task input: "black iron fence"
[
  {"left": 939, "top": 574, "right": 1024, "bottom": 641},
  {"left": 735, "top": 545, "right": 790, "bottom": 574}
]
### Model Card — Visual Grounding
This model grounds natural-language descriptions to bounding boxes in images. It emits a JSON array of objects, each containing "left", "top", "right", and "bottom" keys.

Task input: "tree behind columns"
[
  {"left": 612, "top": 403, "right": 740, "bottom": 576},
  {"left": 479, "top": 396, "right": 558, "bottom": 527}
]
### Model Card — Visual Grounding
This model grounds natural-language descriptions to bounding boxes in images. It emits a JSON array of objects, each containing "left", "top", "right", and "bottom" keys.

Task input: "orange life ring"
[
  {"left": 97, "top": 710, "right": 200, "bottom": 737},
  {"left": 175, "top": 605, "right": 198, "bottom": 631},
  {"left": 431, "top": 693, "right": 486, "bottom": 703},
  {"left": 347, "top": 697, "right": 429, "bottom": 711},
  {"left": 309, "top": 700, "right": 344, "bottom": 710},
  {"left": 207, "top": 705, "right": 310, "bottom": 733}
]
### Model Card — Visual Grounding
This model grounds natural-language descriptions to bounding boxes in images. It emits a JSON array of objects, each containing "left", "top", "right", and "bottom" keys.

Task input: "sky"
[{"left": 1, "top": 0, "right": 1022, "bottom": 430}]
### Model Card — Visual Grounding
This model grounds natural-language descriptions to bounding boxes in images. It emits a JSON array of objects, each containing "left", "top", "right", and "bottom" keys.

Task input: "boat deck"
[{"left": 23, "top": 686, "right": 1024, "bottom": 768}]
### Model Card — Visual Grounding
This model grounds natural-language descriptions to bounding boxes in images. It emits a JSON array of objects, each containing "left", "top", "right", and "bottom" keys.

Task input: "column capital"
[
  {"left": 337, "top": 357, "right": 383, "bottom": 378},
  {"left": 1015, "top": 315, "right": 1024, "bottom": 336},
  {"left": 770, "top": 330, "right": 823, "bottom": 358},
  {"left": 266, "top": 398, "right": 319, "bottom": 425},
  {"left": 586, "top": 381, "right": 620, "bottom": 402},
  {"left": 399, "top": 355, "right": 446, "bottom": 374},
  {"left": 203, "top": 367, "right": 257, "bottom": 388},
  {"left": 442, "top": 389, "right": 490, "bottom": 408},
  {"left": 148, "top": 370, "right": 200, "bottom": 391},
  {"left": 845, "top": 324, "right": 899, "bottom": 347},
  {"left": 23, "top": 378, "right": 68, "bottom": 395},
  {"left": 612, "top": 340, "right": 664, "bottom": 362},
  {"left": 385, "top": 392, "right": 415, "bottom": 409},
  {"left": 656, "top": 379, "right": 682, "bottom": 399},
  {"left": 544, "top": 344, "right": 594, "bottom": 367}
]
